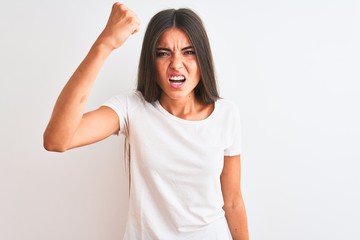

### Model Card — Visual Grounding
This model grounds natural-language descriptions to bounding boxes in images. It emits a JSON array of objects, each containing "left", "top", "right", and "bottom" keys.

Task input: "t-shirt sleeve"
[
  {"left": 102, "top": 91, "right": 144, "bottom": 135},
  {"left": 224, "top": 102, "right": 242, "bottom": 156},
  {"left": 102, "top": 94, "right": 128, "bottom": 135}
]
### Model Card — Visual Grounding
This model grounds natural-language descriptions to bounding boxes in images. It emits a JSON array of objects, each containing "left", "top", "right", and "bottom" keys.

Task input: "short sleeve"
[
  {"left": 101, "top": 91, "right": 144, "bottom": 136},
  {"left": 224, "top": 102, "right": 242, "bottom": 156},
  {"left": 102, "top": 94, "right": 128, "bottom": 135}
]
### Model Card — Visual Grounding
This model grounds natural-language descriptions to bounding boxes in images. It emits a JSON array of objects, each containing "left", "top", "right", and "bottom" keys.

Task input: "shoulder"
[
  {"left": 216, "top": 98, "right": 240, "bottom": 116},
  {"left": 102, "top": 91, "right": 150, "bottom": 119},
  {"left": 214, "top": 98, "right": 241, "bottom": 129},
  {"left": 104, "top": 91, "right": 145, "bottom": 107}
]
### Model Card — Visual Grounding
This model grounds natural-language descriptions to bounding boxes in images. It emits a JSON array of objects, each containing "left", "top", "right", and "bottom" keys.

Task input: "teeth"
[{"left": 169, "top": 76, "right": 185, "bottom": 81}]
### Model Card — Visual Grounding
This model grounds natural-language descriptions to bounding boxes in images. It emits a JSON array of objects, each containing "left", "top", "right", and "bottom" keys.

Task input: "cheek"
[
  {"left": 187, "top": 59, "right": 199, "bottom": 72},
  {"left": 155, "top": 61, "right": 167, "bottom": 74},
  {"left": 155, "top": 62, "right": 162, "bottom": 78},
  {"left": 190, "top": 64, "right": 200, "bottom": 80},
  {"left": 155, "top": 63, "right": 167, "bottom": 84}
]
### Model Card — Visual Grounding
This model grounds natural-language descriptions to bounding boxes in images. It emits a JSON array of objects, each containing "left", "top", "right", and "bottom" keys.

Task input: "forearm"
[
  {"left": 43, "top": 3, "right": 139, "bottom": 152},
  {"left": 224, "top": 198, "right": 249, "bottom": 240},
  {"left": 43, "top": 41, "right": 112, "bottom": 151}
]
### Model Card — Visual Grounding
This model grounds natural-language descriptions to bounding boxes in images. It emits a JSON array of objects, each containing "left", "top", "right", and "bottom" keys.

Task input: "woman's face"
[{"left": 155, "top": 27, "right": 200, "bottom": 102}]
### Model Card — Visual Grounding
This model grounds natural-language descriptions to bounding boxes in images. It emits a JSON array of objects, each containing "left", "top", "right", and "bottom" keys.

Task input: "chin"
[{"left": 162, "top": 90, "right": 194, "bottom": 101}]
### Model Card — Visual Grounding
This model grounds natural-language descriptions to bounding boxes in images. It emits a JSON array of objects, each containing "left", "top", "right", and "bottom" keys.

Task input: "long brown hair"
[{"left": 137, "top": 8, "right": 219, "bottom": 104}]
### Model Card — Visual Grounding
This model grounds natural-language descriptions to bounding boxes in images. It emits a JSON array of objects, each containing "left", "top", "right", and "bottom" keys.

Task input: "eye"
[
  {"left": 156, "top": 51, "right": 170, "bottom": 57},
  {"left": 184, "top": 50, "right": 196, "bottom": 55}
]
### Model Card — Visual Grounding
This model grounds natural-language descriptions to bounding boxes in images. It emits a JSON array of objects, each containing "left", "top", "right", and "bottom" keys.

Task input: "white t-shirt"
[{"left": 103, "top": 91, "right": 242, "bottom": 240}]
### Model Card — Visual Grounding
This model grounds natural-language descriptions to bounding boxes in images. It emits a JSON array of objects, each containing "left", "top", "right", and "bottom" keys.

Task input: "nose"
[{"left": 170, "top": 53, "right": 183, "bottom": 70}]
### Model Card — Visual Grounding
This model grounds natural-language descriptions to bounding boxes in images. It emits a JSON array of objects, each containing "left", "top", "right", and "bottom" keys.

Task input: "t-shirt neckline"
[{"left": 154, "top": 100, "right": 218, "bottom": 124}]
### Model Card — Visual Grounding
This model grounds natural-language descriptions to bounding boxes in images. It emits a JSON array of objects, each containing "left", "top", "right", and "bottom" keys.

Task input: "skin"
[
  {"left": 155, "top": 27, "right": 213, "bottom": 120},
  {"left": 43, "top": 2, "right": 138, "bottom": 151},
  {"left": 221, "top": 155, "right": 249, "bottom": 239},
  {"left": 43, "top": 2, "right": 248, "bottom": 239}
]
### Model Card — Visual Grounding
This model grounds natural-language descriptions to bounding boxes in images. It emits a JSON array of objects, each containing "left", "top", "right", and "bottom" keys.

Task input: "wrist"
[{"left": 91, "top": 38, "right": 114, "bottom": 57}]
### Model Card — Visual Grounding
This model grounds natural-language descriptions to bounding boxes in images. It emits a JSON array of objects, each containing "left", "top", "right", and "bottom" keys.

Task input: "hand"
[{"left": 97, "top": 2, "right": 140, "bottom": 50}]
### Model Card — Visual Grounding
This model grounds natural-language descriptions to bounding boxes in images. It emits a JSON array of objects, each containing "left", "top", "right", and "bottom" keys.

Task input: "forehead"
[{"left": 156, "top": 27, "right": 192, "bottom": 47}]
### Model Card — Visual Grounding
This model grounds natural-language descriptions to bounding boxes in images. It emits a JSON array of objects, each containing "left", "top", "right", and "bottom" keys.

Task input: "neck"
[{"left": 159, "top": 93, "right": 214, "bottom": 121}]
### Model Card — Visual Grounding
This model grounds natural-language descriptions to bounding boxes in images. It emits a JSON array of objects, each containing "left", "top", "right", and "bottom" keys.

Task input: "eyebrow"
[{"left": 156, "top": 46, "right": 194, "bottom": 52}]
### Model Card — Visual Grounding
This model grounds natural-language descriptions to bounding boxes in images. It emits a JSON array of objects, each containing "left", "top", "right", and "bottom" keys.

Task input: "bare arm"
[
  {"left": 221, "top": 155, "right": 249, "bottom": 240},
  {"left": 43, "top": 2, "right": 140, "bottom": 152}
]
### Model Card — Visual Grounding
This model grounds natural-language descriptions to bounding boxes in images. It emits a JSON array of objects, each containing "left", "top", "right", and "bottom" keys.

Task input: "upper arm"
[
  {"left": 68, "top": 106, "right": 120, "bottom": 150},
  {"left": 220, "top": 155, "right": 242, "bottom": 208}
]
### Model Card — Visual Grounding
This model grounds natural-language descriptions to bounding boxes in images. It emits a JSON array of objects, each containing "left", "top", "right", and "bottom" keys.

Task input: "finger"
[
  {"left": 113, "top": 2, "right": 124, "bottom": 9},
  {"left": 130, "top": 14, "right": 140, "bottom": 34},
  {"left": 132, "top": 26, "right": 140, "bottom": 34}
]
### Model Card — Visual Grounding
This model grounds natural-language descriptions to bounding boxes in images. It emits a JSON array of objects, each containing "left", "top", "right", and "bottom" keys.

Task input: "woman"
[{"left": 44, "top": 2, "right": 249, "bottom": 239}]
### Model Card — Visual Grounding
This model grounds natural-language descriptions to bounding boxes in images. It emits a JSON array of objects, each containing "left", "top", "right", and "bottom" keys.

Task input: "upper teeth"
[{"left": 170, "top": 76, "right": 185, "bottom": 81}]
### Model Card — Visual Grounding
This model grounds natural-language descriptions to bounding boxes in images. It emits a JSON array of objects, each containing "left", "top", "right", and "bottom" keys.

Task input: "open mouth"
[{"left": 169, "top": 75, "right": 186, "bottom": 88}]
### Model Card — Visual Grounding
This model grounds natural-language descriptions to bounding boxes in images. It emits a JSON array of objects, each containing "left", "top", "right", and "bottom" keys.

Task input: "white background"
[{"left": 1, "top": 0, "right": 359, "bottom": 239}]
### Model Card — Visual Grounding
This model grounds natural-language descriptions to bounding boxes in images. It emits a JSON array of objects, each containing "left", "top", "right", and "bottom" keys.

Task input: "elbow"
[
  {"left": 223, "top": 193, "right": 244, "bottom": 211},
  {"left": 43, "top": 140, "right": 67, "bottom": 153},
  {"left": 43, "top": 132, "right": 68, "bottom": 153}
]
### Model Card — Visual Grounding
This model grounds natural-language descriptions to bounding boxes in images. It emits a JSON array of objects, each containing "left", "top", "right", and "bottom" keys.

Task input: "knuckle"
[
  {"left": 112, "top": 2, "right": 120, "bottom": 9},
  {"left": 112, "top": 2, "right": 127, "bottom": 12},
  {"left": 119, "top": 4, "right": 127, "bottom": 11}
]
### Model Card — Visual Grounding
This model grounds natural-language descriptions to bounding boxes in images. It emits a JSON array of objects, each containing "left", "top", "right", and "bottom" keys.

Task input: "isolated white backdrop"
[{"left": 1, "top": 0, "right": 359, "bottom": 239}]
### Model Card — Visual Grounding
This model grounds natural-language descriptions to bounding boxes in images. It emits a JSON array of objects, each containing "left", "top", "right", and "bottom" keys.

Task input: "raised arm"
[{"left": 43, "top": 2, "right": 140, "bottom": 152}]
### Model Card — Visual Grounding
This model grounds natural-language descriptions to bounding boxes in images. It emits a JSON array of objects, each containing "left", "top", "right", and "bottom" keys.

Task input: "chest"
[{"left": 127, "top": 106, "right": 232, "bottom": 178}]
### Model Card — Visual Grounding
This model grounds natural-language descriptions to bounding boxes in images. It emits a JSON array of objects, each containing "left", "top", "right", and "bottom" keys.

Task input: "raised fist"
[{"left": 98, "top": 2, "right": 140, "bottom": 50}]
